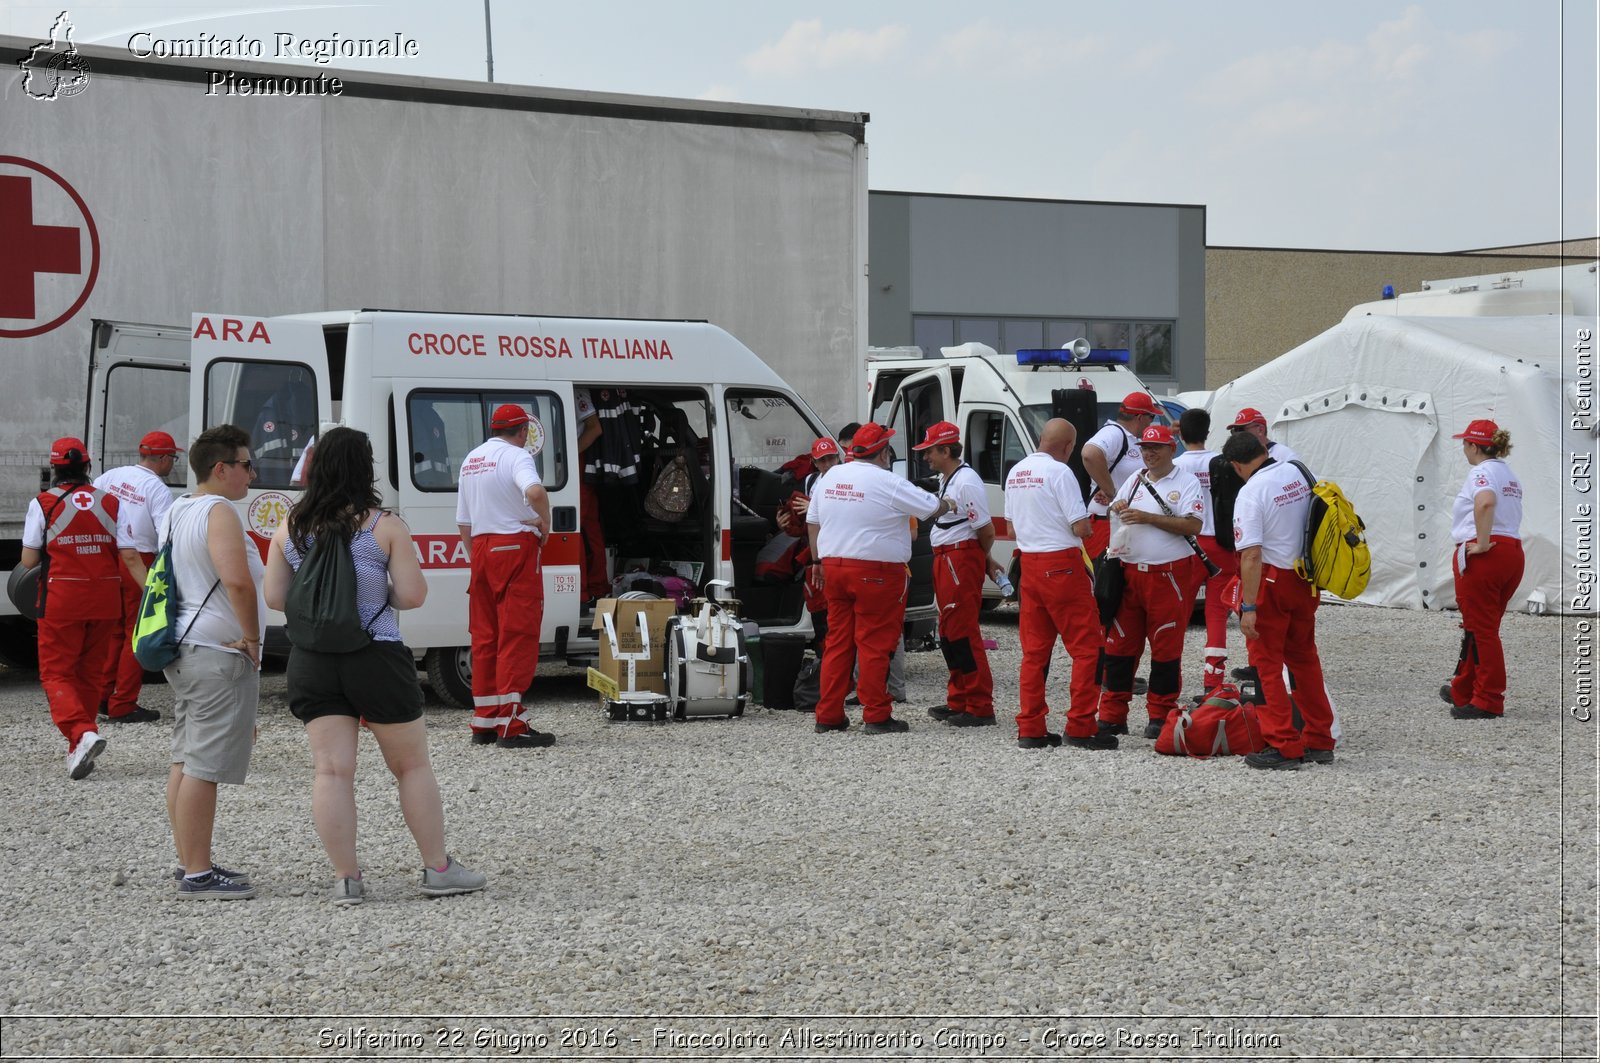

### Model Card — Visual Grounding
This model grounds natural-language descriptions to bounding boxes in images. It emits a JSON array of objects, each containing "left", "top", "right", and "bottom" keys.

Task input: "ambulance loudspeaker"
[{"left": 1060, "top": 338, "right": 1090, "bottom": 361}]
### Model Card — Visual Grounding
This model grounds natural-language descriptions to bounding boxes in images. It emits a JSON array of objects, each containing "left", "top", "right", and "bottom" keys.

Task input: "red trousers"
[
  {"left": 818, "top": 558, "right": 907, "bottom": 726},
  {"left": 1246, "top": 565, "right": 1335, "bottom": 758},
  {"left": 468, "top": 532, "right": 544, "bottom": 738},
  {"left": 933, "top": 542, "right": 992, "bottom": 716},
  {"left": 1098, "top": 556, "right": 1200, "bottom": 726},
  {"left": 102, "top": 550, "right": 154, "bottom": 715},
  {"left": 1084, "top": 515, "right": 1111, "bottom": 560},
  {"left": 579, "top": 482, "right": 610, "bottom": 600},
  {"left": 1017, "top": 549, "right": 1102, "bottom": 739},
  {"left": 39, "top": 614, "right": 118, "bottom": 747},
  {"left": 1196, "top": 535, "right": 1239, "bottom": 691},
  {"left": 1449, "top": 536, "right": 1524, "bottom": 714}
]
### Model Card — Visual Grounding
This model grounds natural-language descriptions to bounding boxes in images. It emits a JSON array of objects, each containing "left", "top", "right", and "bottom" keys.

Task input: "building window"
[{"left": 1133, "top": 322, "right": 1173, "bottom": 377}]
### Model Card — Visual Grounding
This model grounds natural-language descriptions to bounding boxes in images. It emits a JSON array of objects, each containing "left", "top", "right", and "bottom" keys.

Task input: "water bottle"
[{"left": 995, "top": 572, "right": 1015, "bottom": 599}]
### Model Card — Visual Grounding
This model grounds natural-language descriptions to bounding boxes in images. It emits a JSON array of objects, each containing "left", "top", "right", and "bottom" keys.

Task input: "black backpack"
[{"left": 285, "top": 529, "right": 376, "bottom": 653}]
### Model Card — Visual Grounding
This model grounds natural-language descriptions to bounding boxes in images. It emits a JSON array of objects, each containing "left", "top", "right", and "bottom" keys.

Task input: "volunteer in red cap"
[
  {"left": 91, "top": 430, "right": 184, "bottom": 724},
  {"left": 1227, "top": 408, "right": 1301, "bottom": 467},
  {"left": 1003, "top": 419, "right": 1118, "bottom": 750},
  {"left": 806, "top": 423, "right": 953, "bottom": 734},
  {"left": 1081, "top": 392, "right": 1159, "bottom": 558},
  {"left": 776, "top": 438, "right": 843, "bottom": 624},
  {"left": 1443, "top": 419, "right": 1524, "bottom": 719},
  {"left": 915, "top": 421, "right": 1003, "bottom": 728},
  {"left": 1223, "top": 429, "right": 1336, "bottom": 769},
  {"left": 20, "top": 438, "right": 127, "bottom": 780},
  {"left": 1097, "top": 423, "right": 1205, "bottom": 740},
  {"left": 1172, "top": 409, "right": 1237, "bottom": 694},
  {"left": 455, "top": 404, "right": 554, "bottom": 748}
]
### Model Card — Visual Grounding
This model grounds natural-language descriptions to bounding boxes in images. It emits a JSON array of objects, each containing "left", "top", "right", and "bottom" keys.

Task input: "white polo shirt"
[
  {"left": 456, "top": 437, "right": 543, "bottom": 536},
  {"left": 930, "top": 464, "right": 992, "bottom": 548},
  {"left": 1004, "top": 452, "right": 1089, "bottom": 553},
  {"left": 1267, "top": 440, "right": 1301, "bottom": 466},
  {"left": 1173, "top": 448, "right": 1218, "bottom": 537},
  {"left": 1083, "top": 421, "right": 1143, "bottom": 516},
  {"left": 94, "top": 463, "right": 173, "bottom": 554},
  {"left": 807, "top": 460, "right": 939, "bottom": 564},
  {"left": 1112, "top": 464, "right": 1205, "bottom": 564},
  {"left": 1233, "top": 460, "right": 1313, "bottom": 569},
  {"left": 1452, "top": 458, "right": 1523, "bottom": 542}
]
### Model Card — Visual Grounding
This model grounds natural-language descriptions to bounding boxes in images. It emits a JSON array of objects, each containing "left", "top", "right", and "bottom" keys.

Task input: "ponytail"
[{"left": 1485, "top": 429, "right": 1513, "bottom": 458}]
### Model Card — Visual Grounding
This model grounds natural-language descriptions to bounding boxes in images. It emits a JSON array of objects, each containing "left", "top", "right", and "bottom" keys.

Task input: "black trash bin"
[{"left": 760, "top": 632, "right": 810, "bottom": 710}]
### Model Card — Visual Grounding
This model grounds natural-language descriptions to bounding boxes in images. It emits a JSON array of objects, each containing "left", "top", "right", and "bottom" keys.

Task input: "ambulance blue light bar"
[{"left": 1015, "top": 347, "right": 1131, "bottom": 366}]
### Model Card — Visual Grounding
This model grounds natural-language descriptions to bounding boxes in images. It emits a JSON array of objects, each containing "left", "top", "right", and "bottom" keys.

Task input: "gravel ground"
[{"left": 0, "top": 603, "right": 1593, "bottom": 1061}]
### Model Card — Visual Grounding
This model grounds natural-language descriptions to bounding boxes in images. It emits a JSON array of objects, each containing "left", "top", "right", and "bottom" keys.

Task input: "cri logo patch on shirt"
[{"left": 71, "top": 490, "right": 94, "bottom": 511}]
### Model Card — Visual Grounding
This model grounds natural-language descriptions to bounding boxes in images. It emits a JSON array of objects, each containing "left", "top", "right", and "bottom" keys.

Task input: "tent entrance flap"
[{"left": 1274, "top": 391, "right": 1440, "bottom": 610}]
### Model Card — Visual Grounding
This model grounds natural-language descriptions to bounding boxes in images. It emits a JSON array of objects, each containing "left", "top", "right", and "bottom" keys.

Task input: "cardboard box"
[{"left": 591, "top": 598, "right": 677, "bottom": 695}]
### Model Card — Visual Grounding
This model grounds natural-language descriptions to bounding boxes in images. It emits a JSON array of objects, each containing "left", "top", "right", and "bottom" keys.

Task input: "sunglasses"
[{"left": 219, "top": 459, "right": 256, "bottom": 472}]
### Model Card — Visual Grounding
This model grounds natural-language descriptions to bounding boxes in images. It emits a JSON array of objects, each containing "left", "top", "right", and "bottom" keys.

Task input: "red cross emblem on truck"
[{"left": 0, "top": 156, "right": 100, "bottom": 339}]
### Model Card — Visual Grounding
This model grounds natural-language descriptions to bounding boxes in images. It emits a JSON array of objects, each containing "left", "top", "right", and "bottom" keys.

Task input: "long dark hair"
[{"left": 287, "top": 427, "right": 381, "bottom": 553}]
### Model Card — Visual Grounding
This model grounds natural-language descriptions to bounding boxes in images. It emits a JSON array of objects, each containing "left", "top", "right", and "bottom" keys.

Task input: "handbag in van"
[{"left": 644, "top": 450, "right": 693, "bottom": 522}]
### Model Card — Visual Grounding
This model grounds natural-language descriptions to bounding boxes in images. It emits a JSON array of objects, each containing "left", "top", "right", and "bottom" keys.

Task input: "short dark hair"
[
  {"left": 938, "top": 442, "right": 964, "bottom": 462},
  {"left": 839, "top": 422, "right": 862, "bottom": 445},
  {"left": 190, "top": 424, "right": 252, "bottom": 483},
  {"left": 1178, "top": 408, "right": 1210, "bottom": 445},
  {"left": 51, "top": 461, "right": 90, "bottom": 486},
  {"left": 1220, "top": 430, "right": 1266, "bottom": 465}
]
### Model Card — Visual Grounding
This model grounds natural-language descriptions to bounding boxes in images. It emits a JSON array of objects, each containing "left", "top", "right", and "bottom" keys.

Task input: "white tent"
[{"left": 1210, "top": 313, "right": 1594, "bottom": 615}]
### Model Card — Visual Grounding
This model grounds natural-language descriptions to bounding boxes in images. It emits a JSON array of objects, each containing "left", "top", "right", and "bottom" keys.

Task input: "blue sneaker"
[{"left": 176, "top": 870, "right": 256, "bottom": 900}]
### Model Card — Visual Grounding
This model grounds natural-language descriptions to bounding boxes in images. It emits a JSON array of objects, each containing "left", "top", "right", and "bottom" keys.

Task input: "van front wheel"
[{"left": 425, "top": 647, "right": 474, "bottom": 709}]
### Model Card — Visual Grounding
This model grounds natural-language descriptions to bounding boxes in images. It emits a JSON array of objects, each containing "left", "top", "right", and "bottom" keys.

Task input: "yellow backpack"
[{"left": 1289, "top": 461, "right": 1371, "bottom": 599}]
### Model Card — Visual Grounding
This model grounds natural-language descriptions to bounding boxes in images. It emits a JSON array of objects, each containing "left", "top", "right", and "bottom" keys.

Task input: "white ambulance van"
[
  {"left": 89, "top": 311, "right": 831, "bottom": 707},
  {"left": 867, "top": 341, "right": 1173, "bottom": 608}
]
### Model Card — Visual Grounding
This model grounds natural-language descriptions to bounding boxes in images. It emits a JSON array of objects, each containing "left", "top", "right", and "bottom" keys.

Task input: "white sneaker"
[
  {"left": 420, "top": 855, "right": 486, "bottom": 897},
  {"left": 332, "top": 877, "right": 365, "bottom": 905},
  {"left": 67, "top": 731, "right": 106, "bottom": 780}
]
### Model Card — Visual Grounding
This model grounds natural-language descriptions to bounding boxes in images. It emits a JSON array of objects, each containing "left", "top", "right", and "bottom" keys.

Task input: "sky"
[{"left": 7, "top": 0, "right": 1597, "bottom": 252}]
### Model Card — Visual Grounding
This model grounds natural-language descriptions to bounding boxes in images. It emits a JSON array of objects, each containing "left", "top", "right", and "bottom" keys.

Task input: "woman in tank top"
[{"left": 264, "top": 427, "right": 485, "bottom": 903}]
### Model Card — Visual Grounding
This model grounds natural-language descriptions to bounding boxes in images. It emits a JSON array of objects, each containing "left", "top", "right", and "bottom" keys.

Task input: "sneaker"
[
  {"left": 420, "top": 855, "right": 487, "bottom": 897},
  {"left": 1066, "top": 732, "right": 1119, "bottom": 750},
  {"left": 496, "top": 729, "right": 556, "bottom": 748},
  {"left": 97, "top": 700, "right": 109, "bottom": 720},
  {"left": 67, "top": 732, "right": 106, "bottom": 781},
  {"left": 1244, "top": 748, "right": 1302, "bottom": 770},
  {"left": 946, "top": 711, "right": 996, "bottom": 727},
  {"left": 1131, "top": 676, "right": 1149, "bottom": 695},
  {"left": 1303, "top": 748, "right": 1336, "bottom": 764},
  {"left": 862, "top": 718, "right": 910, "bottom": 735},
  {"left": 332, "top": 877, "right": 365, "bottom": 905},
  {"left": 105, "top": 706, "right": 160, "bottom": 724},
  {"left": 1143, "top": 718, "right": 1166, "bottom": 739},
  {"left": 176, "top": 870, "right": 256, "bottom": 900},
  {"left": 845, "top": 691, "right": 860, "bottom": 706},
  {"left": 1231, "top": 666, "right": 1260, "bottom": 682},
  {"left": 1450, "top": 704, "right": 1501, "bottom": 720},
  {"left": 1098, "top": 721, "right": 1129, "bottom": 737},
  {"left": 814, "top": 719, "right": 850, "bottom": 733},
  {"left": 1439, "top": 684, "right": 1458, "bottom": 707},
  {"left": 172, "top": 863, "right": 252, "bottom": 886},
  {"left": 1017, "top": 733, "right": 1062, "bottom": 749},
  {"left": 926, "top": 704, "right": 956, "bottom": 721},
  {"left": 469, "top": 730, "right": 498, "bottom": 745}
]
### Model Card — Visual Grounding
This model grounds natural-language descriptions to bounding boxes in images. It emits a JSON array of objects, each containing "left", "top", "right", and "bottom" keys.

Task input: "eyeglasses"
[{"left": 220, "top": 459, "right": 256, "bottom": 472}]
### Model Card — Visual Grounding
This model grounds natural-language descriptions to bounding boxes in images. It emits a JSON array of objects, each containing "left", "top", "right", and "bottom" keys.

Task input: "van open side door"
[{"left": 882, "top": 364, "right": 956, "bottom": 640}]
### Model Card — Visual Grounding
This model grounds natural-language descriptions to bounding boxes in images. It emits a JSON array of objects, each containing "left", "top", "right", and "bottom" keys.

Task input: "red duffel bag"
[{"left": 1154, "top": 684, "right": 1267, "bottom": 759}]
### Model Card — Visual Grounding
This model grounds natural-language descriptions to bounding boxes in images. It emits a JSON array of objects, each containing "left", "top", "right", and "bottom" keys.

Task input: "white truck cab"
[
  {"left": 868, "top": 342, "right": 1172, "bottom": 606},
  {"left": 97, "top": 310, "right": 830, "bottom": 707}
]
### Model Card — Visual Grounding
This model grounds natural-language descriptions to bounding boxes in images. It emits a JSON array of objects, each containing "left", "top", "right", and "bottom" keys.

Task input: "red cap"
[
  {"left": 490, "top": 403, "right": 531, "bottom": 429},
  {"left": 138, "top": 430, "right": 183, "bottom": 456},
  {"left": 850, "top": 422, "right": 895, "bottom": 458},
  {"left": 809, "top": 438, "right": 841, "bottom": 461},
  {"left": 1120, "top": 392, "right": 1158, "bottom": 416},
  {"left": 1453, "top": 418, "right": 1498, "bottom": 446},
  {"left": 49, "top": 437, "right": 88, "bottom": 465},
  {"left": 911, "top": 421, "right": 960, "bottom": 451},
  {"left": 1230, "top": 407, "right": 1267, "bottom": 429},
  {"left": 1137, "top": 424, "right": 1176, "bottom": 447}
]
